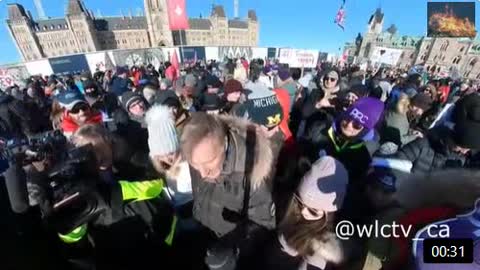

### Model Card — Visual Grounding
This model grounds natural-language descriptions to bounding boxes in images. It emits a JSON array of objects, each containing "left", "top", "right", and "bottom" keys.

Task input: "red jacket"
[{"left": 61, "top": 111, "right": 103, "bottom": 135}]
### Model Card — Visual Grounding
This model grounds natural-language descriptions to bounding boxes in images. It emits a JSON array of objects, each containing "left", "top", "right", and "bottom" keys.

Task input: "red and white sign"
[
  {"left": 0, "top": 69, "right": 15, "bottom": 88},
  {"left": 279, "top": 48, "right": 319, "bottom": 68},
  {"left": 167, "top": 0, "right": 189, "bottom": 31}
]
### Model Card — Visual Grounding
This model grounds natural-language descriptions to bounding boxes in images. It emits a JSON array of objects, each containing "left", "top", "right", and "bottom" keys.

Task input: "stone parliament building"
[
  {"left": 344, "top": 8, "right": 480, "bottom": 80},
  {"left": 6, "top": 0, "right": 259, "bottom": 61}
]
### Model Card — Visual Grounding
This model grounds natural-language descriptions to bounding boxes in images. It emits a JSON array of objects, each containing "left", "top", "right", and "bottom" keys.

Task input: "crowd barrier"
[{"left": 0, "top": 46, "right": 332, "bottom": 89}]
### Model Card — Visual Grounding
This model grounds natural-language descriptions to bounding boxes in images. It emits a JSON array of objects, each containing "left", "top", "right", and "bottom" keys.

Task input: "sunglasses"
[
  {"left": 69, "top": 103, "right": 90, "bottom": 114},
  {"left": 294, "top": 193, "right": 323, "bottom": 217},
  {"left": 342, "top": 118, "right": 364, "bottom": 131},
  {"left": 324, "top": 77, "right": 338, "bottom": 82}
]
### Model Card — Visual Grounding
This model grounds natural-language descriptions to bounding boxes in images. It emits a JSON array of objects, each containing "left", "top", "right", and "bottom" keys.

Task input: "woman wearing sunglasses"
[
  {"left": 262, "top": 156, "right": 349, "bottom": 270},
  {"left": 57, "top": 89, "right": 103, "bottom": 138},
  {"left": 302, "top": 97, "right": 384, "bottom": 182}
]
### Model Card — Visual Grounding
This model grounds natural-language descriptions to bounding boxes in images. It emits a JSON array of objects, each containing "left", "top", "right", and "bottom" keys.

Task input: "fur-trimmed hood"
[
  {"left": 217, "top": 114, "right": 275, "bottom": 191},
  {"left": 279, "top": 232, "right": 344, "bottom": 269}
]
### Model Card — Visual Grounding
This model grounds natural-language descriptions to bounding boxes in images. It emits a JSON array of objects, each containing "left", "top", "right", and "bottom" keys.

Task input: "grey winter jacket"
[
  {"left": 384, "top": 110, "right": 417, "bottom": 146},
  {"left": 190, "top": 115, "right": 276, "bottom": 237},
  {"left": 394, "top": 126, "right": 466, "bottom": 174}
]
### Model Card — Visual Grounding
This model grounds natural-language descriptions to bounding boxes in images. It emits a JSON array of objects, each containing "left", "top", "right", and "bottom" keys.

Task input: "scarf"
[{"left": 61, "top": 111, "right": 103, "bottom": 134}]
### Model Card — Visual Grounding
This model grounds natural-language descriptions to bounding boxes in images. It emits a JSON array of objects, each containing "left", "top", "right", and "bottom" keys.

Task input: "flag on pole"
[
  {"left": 171, "top": 50, "right": 180, "bottom": 71},
  {"left": 334, "top": 0, "right": 346, "bottom": 30},
  {"left": 167, "top": 0, "right": 189, "bottom": 31}
]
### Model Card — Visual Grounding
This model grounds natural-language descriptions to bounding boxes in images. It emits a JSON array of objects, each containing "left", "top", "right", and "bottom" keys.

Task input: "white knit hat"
[
  {"left": 298, "top": 156, "right": 349, "bottom": 212},
  {"left": 145, "top": 105, "right": 179, "bottom": 157}
]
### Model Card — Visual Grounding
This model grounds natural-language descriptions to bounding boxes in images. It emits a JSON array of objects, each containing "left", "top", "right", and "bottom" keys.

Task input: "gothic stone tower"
[
  {"left": 144, "top": 0, "right": 173, "bottom": 47},
  {"left": 358, "top": 8, "right": 384, "bottom": 62},
  {"left": 6, "top": 4, "right": 44, "bottom": 61},
  {"left": 65, "top": 0, "right": 100, "bottom": 53}
]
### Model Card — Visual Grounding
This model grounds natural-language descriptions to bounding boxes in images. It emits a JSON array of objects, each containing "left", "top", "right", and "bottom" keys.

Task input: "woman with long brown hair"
[{"left": 265, "top": 156, "right": 349, "bottom": 270}]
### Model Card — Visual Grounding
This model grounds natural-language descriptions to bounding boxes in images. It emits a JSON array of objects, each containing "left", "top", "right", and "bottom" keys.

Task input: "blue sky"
[{"left": 0, "top": 0, "right": 479, "bottom": 64}]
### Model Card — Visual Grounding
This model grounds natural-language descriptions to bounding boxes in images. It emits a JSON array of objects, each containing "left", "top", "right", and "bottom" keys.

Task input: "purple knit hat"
[{"left": 343, "top": 97, "right": 385, "bottom": 130}]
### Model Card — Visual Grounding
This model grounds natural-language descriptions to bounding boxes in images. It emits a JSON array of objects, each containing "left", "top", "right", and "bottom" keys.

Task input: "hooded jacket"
[
  {"left": 189, "top": 115, "right": 276, "bottom": 237},
  {"left": 394, "top": 126, "right": 466, "bottom": 174}
]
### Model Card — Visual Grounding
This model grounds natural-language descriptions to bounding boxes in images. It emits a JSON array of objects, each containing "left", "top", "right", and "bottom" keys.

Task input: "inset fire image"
[{"left": 428, "top": 2, "right": 476, "bottom": 38}]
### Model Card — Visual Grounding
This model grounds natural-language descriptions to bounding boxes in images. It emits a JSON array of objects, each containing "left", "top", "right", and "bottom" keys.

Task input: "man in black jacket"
[
  {"left": 394, "top": 125, "right": 474, "bottom": 174},
  {"left": 395, "top": 93, "right": 480, "bottom": 174},
  {"left": 180, "top": 112, "right": 276, "bottom": 270}
]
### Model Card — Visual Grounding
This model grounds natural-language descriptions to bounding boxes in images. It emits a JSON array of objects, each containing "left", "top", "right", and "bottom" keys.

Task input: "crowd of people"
[{"left": 1, "top": 57, "right": 480, "bottom": 270}]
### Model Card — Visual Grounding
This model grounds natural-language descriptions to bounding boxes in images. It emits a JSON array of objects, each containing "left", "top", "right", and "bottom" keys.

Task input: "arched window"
[
  {"left": 469, "top": 58, "right": 478, "bottom": 67},
  {"left": 441, "top": 40, "right": 450, "bottom": 51}
]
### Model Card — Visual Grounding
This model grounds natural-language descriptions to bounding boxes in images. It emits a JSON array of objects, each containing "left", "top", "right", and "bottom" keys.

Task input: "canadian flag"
[{"left": 167, "top": 0, "right": 189, "bottom": 31}]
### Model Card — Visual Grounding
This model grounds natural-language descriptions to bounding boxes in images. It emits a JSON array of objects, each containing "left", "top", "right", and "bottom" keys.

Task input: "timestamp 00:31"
[{"left": 423, "top": 238, "right": 474, "bottom": 264}]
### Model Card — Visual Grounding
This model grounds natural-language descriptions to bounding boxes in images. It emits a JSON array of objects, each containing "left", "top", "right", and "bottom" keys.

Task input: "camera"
[
  {"left": 2, "top": 131, "right": 107, "bottom": 234},
  {"left": 2, "top": 130, "right": 67, "bottom": 163}
]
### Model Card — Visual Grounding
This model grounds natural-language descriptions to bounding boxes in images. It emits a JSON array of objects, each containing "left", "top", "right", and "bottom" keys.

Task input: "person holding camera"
[{"left": 3, "top": 129, "right": 177, "bottom": 270}]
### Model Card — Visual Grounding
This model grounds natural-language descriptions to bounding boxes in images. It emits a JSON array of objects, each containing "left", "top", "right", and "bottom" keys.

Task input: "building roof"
[
  {"left": 35, "top": 18, "right": 69, "bottom": 32},
  {"left": 248, "top": 10, "right": 257, "bottom": 21},
  {"left": 95, "top": 16, "right": 147, "bottom": 31},
  {"left": 228, "top": 20, "right": 248, "bottom": 29},
  {"left": 369, "top": 8, "right": 384, "bottom": 25},
  {"left": 189, "top": 18, "right": 211, "bottom": 30},
  {"left": 211, "top": 5, "right": 226, "bottom": 17},
  {"left": 67, "top": 0, "right": 86, "bottom": 15},
  {"left": 7, "top": 4, "right": 28, "bottom": 21}
]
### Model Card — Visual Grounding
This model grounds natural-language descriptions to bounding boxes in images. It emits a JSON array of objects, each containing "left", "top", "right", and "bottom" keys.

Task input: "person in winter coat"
[
  {"left": 233, "top": 59, "right": 247, "bottom": 83},
  {"left": 394, "top": 123, "right": 478, "bottom": 174},
  {"left": 110, "top": 67, "right": 133, "bottom": 97},
  {"left": 155, "top": 90, "right": 190, "bottom": 133},
  {"left": 222, "top": 79, "right": 246, "bottom": 116},
  {"left": 56, "top": 89, "right": 103, "bottom": 138},
  {"left": 180, "top": 112, "right": 276, "bottom": 270},
  {"left": 146, "top": 105, "right": 192, "bottom": 208},
  {"left": 258, "top": 66, "right": 275, "bottom": 89},
  {"left": 119, "top": 91, "right": 149, "bottom": 123},
  {"left": 318, "top": 69, "right": 341, "bottom": 96},
  {"left": 6, "top": 142, "right": 177, "bottom": 270},
  {"left": 83, "top": 79, "right": 119, "bottom": 118},
  {"left": 382, "top": 93, "right": 422, "bottom": 147},
  {"left": 71, "top": 124, "right": 115, "bottom": 185},
  {"left": 109, "top": 91, "right": 151, "bottom": 179},
  {"left": 339, "top": 84, "right": 370, "bottom": 112},
  {"left": 277, "top": 68, "right": 299, "bottom": 103},
  {"left": 300, "top": 97, "right": 384, "bottom": 181},
  {"left": 262, "top": 156, "right": 349, "bottom": 270}
]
